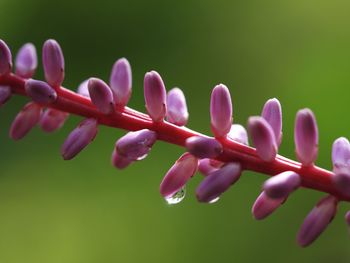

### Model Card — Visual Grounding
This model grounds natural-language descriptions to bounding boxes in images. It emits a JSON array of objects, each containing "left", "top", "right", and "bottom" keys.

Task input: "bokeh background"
[{"left": 0, "top": 0, "right": 350, "bottom": 262}]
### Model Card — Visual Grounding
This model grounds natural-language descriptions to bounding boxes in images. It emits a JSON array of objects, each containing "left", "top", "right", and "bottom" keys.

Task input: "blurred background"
[{"left": 1, "top": 0, "right": 350, "bottom": 262}]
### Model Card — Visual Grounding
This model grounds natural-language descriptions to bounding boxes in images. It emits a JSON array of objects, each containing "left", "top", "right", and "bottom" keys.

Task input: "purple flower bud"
[
  {"left": 42, "top": 39, "right": 64, "bottom": 87},
  {"left": 166, "top": 87, "right": 189, "bottom": 126},
  {"left": 88, "top": 78, "right": 114, "bottom": 114},
  {"left": 248, "top": 116, "right": 277, "bottom": 162},
  {"left": 110, "top": 58, "right": 132, "bottom": 107},
  {"left": 198, "top": 158, "right": 224, "bottom": 176},
  {"left": 61, "top": 118, "right": 98, "bottom": 160},
  {"left": 0, "top": 39, "right": 12, "bottom": 75},
  {"left": 0, "top": 85, "right": 11, "bottom": 106},
  {"left": 332, "top": 167, "right": 350, "bottom": 197},
  {"left": 297, "top": 195, "right": 338, "bottom": 247},
  {"left": 228, "top": 124, "right": 248, "bottom": 145},
  {"left": 294, "top": 109, "right": 318, "bottom": 166},
  {"left": 261, "top": 98, "right": 282, "bottom": 146},
  {"left": 263, "top": 171, "right": 301, "bottom": 199},
  {"left": 9, "top": 102, "right": 42, "bottom": 140},
  {"left": 160, "top": 153, "right": 198, "bottom": 198},
  {"left": 144, "top": 71, "right": 167, "bottom": 122},
  {"left": 25, "top": 79, "right": 57, "bottom": 104},
  {"left": 345, "top": 211, "right": 350, "bottom": 227},
  {"left": 116, "top": 129, "right": 157, "bottom": 161},
  {"left": 196, "top": 162, "right": 241, "bottom": 203},
  {"left": 252, "top": 191, "right": 285, "bottom": 220},
  {"left": 39, "top": 108, "right": 69, "bottom": 133},
  {"left": 111, "top": 148, "right": 132, "bottom": 169},
  {"left": 210, "top": 84, "right": 233, "bottom": 138},
  {"left": 15, "top": 43, "right": 37, "bottom": 78},
  {"left": 332, "top": 137, "right": 350, "bottom": 170},
  {"left": 77, "top": 80, "right": 89, "bottom": 97},
  {"left": 186, "top": 136, "right": 223, "bottom": 159}
]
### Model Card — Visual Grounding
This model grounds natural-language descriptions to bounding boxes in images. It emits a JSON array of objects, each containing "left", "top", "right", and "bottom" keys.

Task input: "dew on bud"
[{"left": 165, "top": 187, "right": 186, "bottom": 205}]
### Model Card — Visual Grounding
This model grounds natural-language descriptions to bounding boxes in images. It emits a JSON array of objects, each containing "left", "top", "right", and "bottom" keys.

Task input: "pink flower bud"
[
  {"left": 39, "top": 108, "right": 69, "bottom": 133},
  {"left": 210, "top": 84, "right": 232, "bottom": 137},
  {"left": 263, "top": 171, "right": 301, "bottom": 199},
  {"left": 61, "top": 118, "right": 98, "bottom": 160},
  {"left": 0, "top": 85, "right": 11, "bottom": 106},
  {"left": 0, "top": 39, "right": 12, "bottom": 75},
  {"left": 332, "top": 137, "right": 350, "bottom": 170},
  {"left": 261, "top": 98, "right": 282, "bottom": 146},
  {"left": 198, "top": 158, "right": 224, "bottom": 176},
  {"left": 294, "top": 109, "right": 318, "bottom": 166},
  {"left": 186, "top": 136, "right": 223, "bottom": 159},
  {"left": 248, "top": 116, "right": 277, "bottom": 162},
  {"left": 88, "top": 78, "right": 114, "bottom": 114},
  {"left": 110, "top": 58, "right": 132, "bottom": 107},
  {"left": 42, "top": 39, "right": 64, "bottom": 87},
  {"left": 116, "top": 129, "right": 157, "bottom": 161},
  {"left": 15, "top": 43, "right": 37, "bottom": 78},
  {"left": 111, "top": 148, "right": 132, "bottom": 169},
  {"left": 144, "top": 71, "right": 166, "bottom": 122},
  {"left": 227, "top": 124, "right": 248, "bottom": 145},
  {"left": 196, "top": 162, "right": 241, "bottom": 203},
  {"left": 297, "top": 195, "right": 338, "bottom": 247},
  {"left": 160, "top": 153, "right": 198, "bottom": 198},
  {"left": 25, "top": 79, "right": 57, "bottom": 104},
  {"left": 252, "top": 191, "right": 285, "bottom": 220},
  {"left": 166, "top": 87, "right": 188, "bottom": 126},
  {"left": 9, "top": 102, "right": 42, "bottom": 140},
  {"left": 77, "top": 79, "right": 90, "bottom": 97}
]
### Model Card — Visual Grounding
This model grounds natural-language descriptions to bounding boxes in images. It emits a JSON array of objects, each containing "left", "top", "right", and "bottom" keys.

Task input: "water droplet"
[
  {"left": 208, "top": 197, "right": 220, "bottom": 204},
  {"left": 136, "top": 153, "right": 148, "bottom": 160},
  {"left": 165, "top": 187, "right": 186, "bottom": 205}
]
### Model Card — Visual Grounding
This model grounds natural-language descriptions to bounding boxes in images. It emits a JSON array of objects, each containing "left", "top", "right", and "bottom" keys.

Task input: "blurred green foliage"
[{"left": 1, "top": 0, "right": 350, "bottom": 262}]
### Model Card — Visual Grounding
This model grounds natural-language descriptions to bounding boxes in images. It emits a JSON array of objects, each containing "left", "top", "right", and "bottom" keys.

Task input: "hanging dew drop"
[
  {"left": 208, "top": 197, "right": 220, "bottom": 204},
  {"left": 165, "top": 187, "right": 186, "bottom": 205}
]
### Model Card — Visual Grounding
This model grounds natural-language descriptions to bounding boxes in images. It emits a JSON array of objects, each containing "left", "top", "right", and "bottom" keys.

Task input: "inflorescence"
[{"left": 0, "top": 39, "right": 350, "bottom": 247}]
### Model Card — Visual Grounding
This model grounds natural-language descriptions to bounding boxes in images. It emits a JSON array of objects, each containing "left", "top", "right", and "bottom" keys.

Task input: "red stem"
[{"left": 0, "top": 73, "right": 345, "bottom": 201}]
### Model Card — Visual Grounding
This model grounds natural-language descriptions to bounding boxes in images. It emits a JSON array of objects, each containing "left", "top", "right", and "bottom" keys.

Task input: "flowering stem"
[{"left": 0, "top": 73, "right": 343, "bottom": 201}]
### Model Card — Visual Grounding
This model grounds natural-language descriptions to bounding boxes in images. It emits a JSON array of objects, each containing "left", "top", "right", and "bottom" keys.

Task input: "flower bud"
[
  {"left": 42, "top": 39, "right": 64, "bottom": 87},
  {"left": 15, "top": 43, "right": 37, "bottom": 78},
  {"left": 210, "top": 84, "right": 232, "bottom": 137}
]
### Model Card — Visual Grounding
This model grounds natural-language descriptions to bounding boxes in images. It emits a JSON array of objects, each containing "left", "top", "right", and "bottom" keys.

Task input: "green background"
[{"left": 1, "top": 0, "right": 350, "bottom": 262}]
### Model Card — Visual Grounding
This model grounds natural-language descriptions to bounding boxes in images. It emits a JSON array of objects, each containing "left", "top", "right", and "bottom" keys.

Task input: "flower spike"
[
  {"left": 294, "top": 109, "right": 318, "bottom": 166},
  {"left": 2, "top": 38, "right": 350, "bottom": 247},
  {"left": 110, "top": 58, "right": 132, "bottom": 107},
  {"left": 0, "top": 39, "right": 12, "bottom": 76},
  {"left": 42, "top": 39, "right": 65, "bottom": 87},
  {"left": 15, "top": 43, "right": 37, "bottom": 78},
  {"left": 166, "top": 87, "right": 189, "bottom": 126},
  {"left": 144, "top": 71, "right": 167, "bottom": 122},
  {"left": 210, "top": 84, "right": 232, "bottom": 138},
  {"left": 61, "top": 118, "right": 98, "bottom": 160}
]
